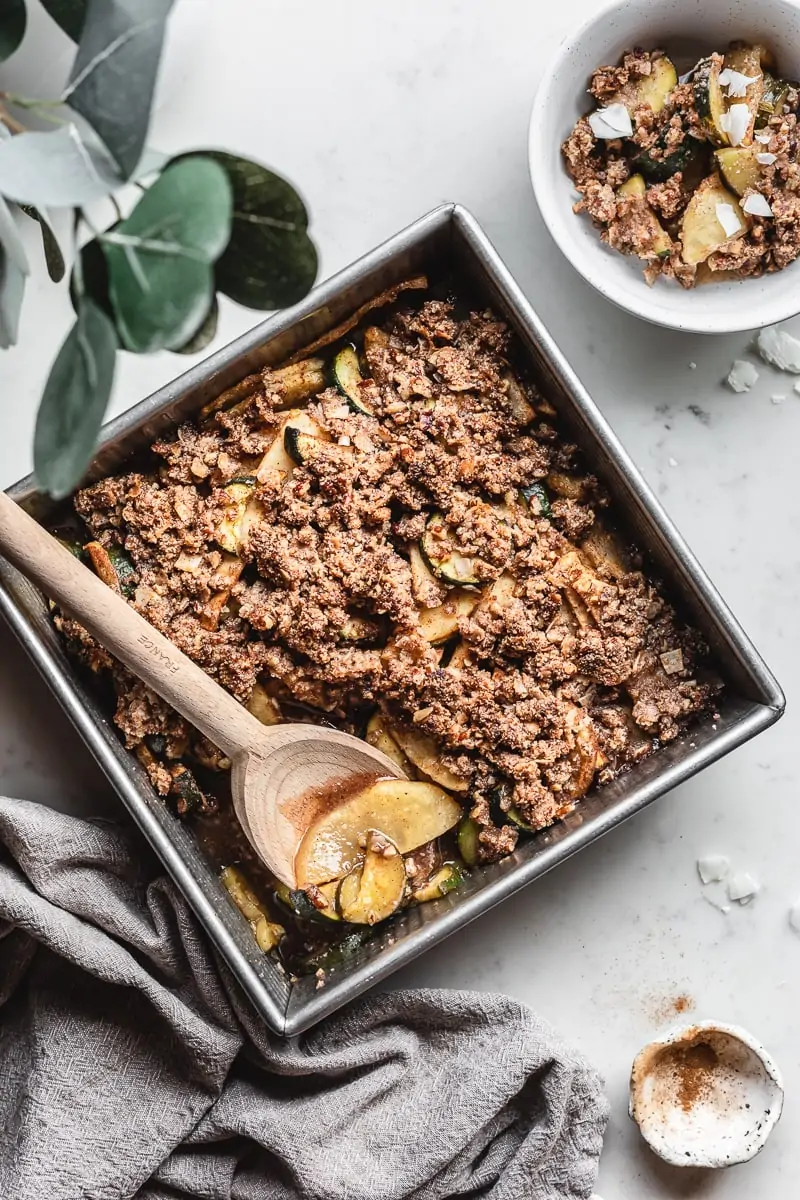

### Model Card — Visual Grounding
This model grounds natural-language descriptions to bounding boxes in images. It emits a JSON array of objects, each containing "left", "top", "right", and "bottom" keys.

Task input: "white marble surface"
[{"left": 1, "top": 3, "right": 798, "bottom": 1196}]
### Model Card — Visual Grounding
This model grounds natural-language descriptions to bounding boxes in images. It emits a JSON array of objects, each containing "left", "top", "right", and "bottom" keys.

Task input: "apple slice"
[{"left": 295, "top": 778, "right": 462, "bottom": 886}]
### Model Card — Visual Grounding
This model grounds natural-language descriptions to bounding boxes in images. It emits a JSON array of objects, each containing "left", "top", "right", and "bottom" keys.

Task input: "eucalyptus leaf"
[
  {"left": 102, "top": 156, "right": 232, "bottom": 353},
  {"left": 40, "top": 0, "right": 87, "bottom": 41},
  {"left": 174, "top": 296, "right": 218, "bottom": 355},
  {"left": 64, "top": 0, "right": 174, "bottom": 179},
  {"left": 0, "top": 192, "right": 29, "bottom": 347},
  {"left": 34, "top": 298, "right": 117, "bottom": 498},
  {"left": 19, "top": 205, "right": 65, "bottom": 282},
  {"left": 0, "top": 0, "right": 26, "bottom": 62},
  {"left": 0, "top": 193, "right": 29, "bottom": 275},
  {"left": 182, "top": 150, "right": 317, "bottom": 310},
  {"left": 70, "top": 233, "right": 113, "bottom": 316},
  {"left": 0, "top": 245, "right": 25, "bottom": 348},
  {"left": 0, "top": 123, "right": 121, "bottom": 206}
]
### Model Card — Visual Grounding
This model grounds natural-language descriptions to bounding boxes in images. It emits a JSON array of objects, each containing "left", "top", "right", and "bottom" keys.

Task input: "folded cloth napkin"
[{"left": 0, "top": 795, "right": 608, "bottom": 1200}]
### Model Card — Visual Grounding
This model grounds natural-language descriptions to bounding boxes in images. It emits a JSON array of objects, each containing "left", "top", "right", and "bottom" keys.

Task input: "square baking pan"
[{"left": 0, "top": 204, "right": 784, "bottom": 1036}]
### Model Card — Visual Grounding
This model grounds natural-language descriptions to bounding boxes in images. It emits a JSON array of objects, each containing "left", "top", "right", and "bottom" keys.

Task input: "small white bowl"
[
  {"left": 629, "top": 1021, "right": 784, "bottom": 1168},
  {"left": 528, "top": 0, "right": 800, "bottom": 333}
]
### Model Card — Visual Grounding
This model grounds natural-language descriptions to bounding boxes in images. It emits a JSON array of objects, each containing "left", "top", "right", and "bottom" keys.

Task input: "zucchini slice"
[
  {"left": 520, "top": 482, "right": 552, "bottom": 518},
  {"left": 331, "top": 344, "right": 375, "bottom": 416},
  {"left": 85, "top": 541, "right": 136, "bottom": 598},
  {"left": 215, "top": 477, "right": 257, "bottom": 555},
  {"left": 418, "top": 588, "right": 479, "bottom": 644},
  {"left": 617, "top": 175, "right": 673, "bottom": 259},
  {"left": 694, "top": 57, "right": 729, "bottom": 145},
  {"left": 336, "top": 832, "right": 407, "bottom": 925},
  {"left": 715, "top": 145, "right": 763, "bottom": 195},
  {"left": 387, "top": 724, "right": 469, "bottom": 793},
  {"left": 633, "top": 135, "right": 708, "bottom": 184},
  {"left": 680, "top": 174, "right": 747, "bottom": 266},
  {"left": 757, "top": 73, "right": 792, "bottom": 126},
  {"left": 295, "top": 778, "right": 463, "bottom": 886},
  {"left": 290, "top": 928, "right": 373, "bottom": 976},
  {"left": 420, "top": 513, "right": 482, "bottom": 586},
  {"left": 365, "top": 712, "right": 414, "bottom": 777},
  {"left": 488, "top": 783, "right": 535, "bottom": 832},
  {"left": 256, "top": 410, "right": 327, "bottom": 481},
  {"left": 411, "top": 862, "right": 464, "bottom": 903},
  {"left": 613, "top": 54, "right": 678, "bottom": 114},
  {"left": 168, "top": 763, "right": 207, "bottom": 817},
  {"left": 456, "top": 816, "right": 480, "bottom": 867},
  {"left": 274, "top": 879, "right": 341, "bottom": 924},
  {"left": 221, "top": 866, "right": 285, "bottom": 952}
]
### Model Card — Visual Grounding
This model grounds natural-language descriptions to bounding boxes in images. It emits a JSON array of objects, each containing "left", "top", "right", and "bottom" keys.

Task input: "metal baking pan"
[{"left": 0, "top": 205, "right": 784, "bottom": 1035}]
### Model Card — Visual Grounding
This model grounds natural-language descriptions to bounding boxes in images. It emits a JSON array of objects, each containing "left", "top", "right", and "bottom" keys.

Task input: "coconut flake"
[
  {"left": 726, "top": 360, "right": 759, "bottom": 392},
  {"left": 757, "top": 325, "right": 800, "bottom": 373},
  {"left": 588, "top": 103, "right": 633, "bottom": 139},
  {"left": 715, "top": 202, "right": 743, "bottom": 237},
  {"left": 697, "top": 854, "right": 730, "bottom": 884},
  {"left": 718, "top": 103, "right": 752, "bottom": 146},
  {"left": 756, "top": 131, "right": 773, "bottom": 144},
  {"left": 718, "top": 68, "right": 761, "bottom": 97},
  {"left": 743, "top": 192, "right": 773, "bottom": 217},
  {"left": 728, "top": 871, "right": 760, "bottom": 903},
  {"left": 756, "top": 152, "right": 777, "bottom": 165},
  {"left": 660, "top": 649, "right": 684, "bottom": 675}
]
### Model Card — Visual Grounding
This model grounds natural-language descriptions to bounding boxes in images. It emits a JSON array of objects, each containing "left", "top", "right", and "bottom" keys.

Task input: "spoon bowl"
[{"left": 0, "top": 491, "right": 404, "bottom": 885}]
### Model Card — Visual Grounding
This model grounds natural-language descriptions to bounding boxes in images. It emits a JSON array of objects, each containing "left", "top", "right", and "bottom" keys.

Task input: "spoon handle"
[{"left": 0, "top": 490, "right": 263, "bottom": 760}]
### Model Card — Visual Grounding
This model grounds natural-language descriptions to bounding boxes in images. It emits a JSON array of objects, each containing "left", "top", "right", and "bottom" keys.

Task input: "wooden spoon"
[{"left": 0, "top": 491, "right": 404, "bottom": 886}]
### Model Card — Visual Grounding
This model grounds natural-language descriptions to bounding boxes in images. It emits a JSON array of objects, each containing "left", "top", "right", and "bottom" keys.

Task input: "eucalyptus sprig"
[{"left": 0, "top": 0, "right": 317, "bottom": 497}]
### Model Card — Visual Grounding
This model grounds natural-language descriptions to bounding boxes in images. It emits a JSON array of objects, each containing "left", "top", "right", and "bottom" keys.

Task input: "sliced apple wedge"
[
  {"left": 418, "top": 588, "right": 478, "bottom": 644},
  {"left": 336, "top": 831, "right": 407, "bottom": 924},
  {"left": 387, "top": 724, "right": 470, "bottom": 793},
  {"left": 365, "top": 712, "right": 414, "bottom": 777},
  {"left": 295, "top": 778, "right": 462, "bottom": 886}
]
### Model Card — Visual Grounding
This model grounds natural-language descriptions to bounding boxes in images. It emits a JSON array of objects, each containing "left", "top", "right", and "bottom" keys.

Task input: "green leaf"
[
  {"left": 0, "top": 245, "right": 25, "bottom": 348},
  {"left": 40, "top": 0, "right": 87, "bottom": 41},
  {"left": 0, "top": 0, "right": 26, "bottom": 62},
  {"left": 178, "top": 151, "right": 317, "bottom": 310},
  {"left": 34, "top": 298, "right": 117, "bottom": 498},
  {"left": 174, "top": 295, "right": 218, "bottom": 355},
  {"left": 70, "top": 232, "right": 113, "bottom": 317},
  {"left": 19, "top": 205, "right": 65, "bottom": 282},
  {"left": 64, "top": 0, "right": 174, "bottom": 179},
  {"left": 0, "top": 192, "right": 29, "bottom": 348},
  {"left": 102, "top": 157, "right": 232, "bottom": 353},
  {"left": 0, "top": 123, "right": 121, "bottom": 206}
]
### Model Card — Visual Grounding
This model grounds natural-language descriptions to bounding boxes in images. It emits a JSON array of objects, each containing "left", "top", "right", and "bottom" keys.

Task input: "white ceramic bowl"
[
  {"left": 629, "top": 1021, "right": 784, "bottom": 1168},
  {"left": 529, "top": 0, "right": 800, "bottom": 333}
]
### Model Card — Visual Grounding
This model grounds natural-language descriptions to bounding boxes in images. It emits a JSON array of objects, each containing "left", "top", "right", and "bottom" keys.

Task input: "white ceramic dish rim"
[
  {"left": 628, "top": 1019, "right": 785, "bottom": 1169},
  {"left": 528, "top": 0, "right": 800, "bottom": 334}
]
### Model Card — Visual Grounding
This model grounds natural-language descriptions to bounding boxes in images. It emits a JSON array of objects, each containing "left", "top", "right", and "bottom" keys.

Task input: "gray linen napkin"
[{"left": 0, "top": 795, "right": 608, "bottom": 1200}]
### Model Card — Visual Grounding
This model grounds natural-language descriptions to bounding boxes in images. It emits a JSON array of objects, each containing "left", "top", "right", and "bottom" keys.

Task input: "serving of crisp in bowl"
[
  {"left": 0, "top": 206, "right": 783, "bottom": 1034},
  {"left": 529, "top": 0, "right": 800, "bottom": 332}
]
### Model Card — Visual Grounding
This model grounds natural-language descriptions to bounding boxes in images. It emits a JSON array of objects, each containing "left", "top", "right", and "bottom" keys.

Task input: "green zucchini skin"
[
  {"left": 633, "top": 136, "right": 707, "bottom": 183},
  {"left": 457, "top": 816, "right": 481, "bottom": 867},
  {"left": 420, "top": 514, "right": 482, "bottom": 586},
  {"left": 290, "top": 929, "right": 373, "bottom": 975},
  {"left": 107, "top": 546, "right": 136, "bottom": 598},
  {"left": 331, "top": 344, "right": 375, "bottom": 416},
  {"left": 284, "top": 426, "right": 322, "bottom": 465},
  {"left": 520, "top": 482, "right": 552, "bottom": 518},
  {"left": 168, "top": 764, "right": 205, "bottom": 817}
]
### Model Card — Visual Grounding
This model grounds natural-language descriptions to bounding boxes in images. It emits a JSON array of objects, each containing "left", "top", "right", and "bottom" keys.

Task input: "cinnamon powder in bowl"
[{"left": 629, "top": 1021, "right": 784, "bottom": 1168}]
